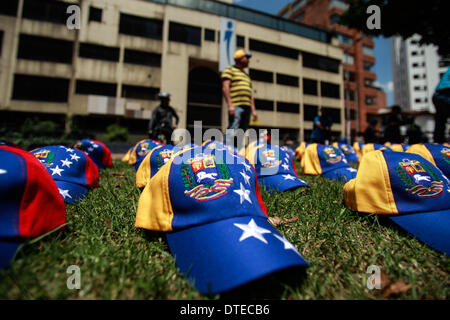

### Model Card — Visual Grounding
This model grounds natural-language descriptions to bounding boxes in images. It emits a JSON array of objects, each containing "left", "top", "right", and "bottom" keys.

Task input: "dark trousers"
[
  {"left": 227, "top": 106, "right": 251, "bottom": 149},
  {"left": 433, "top": 90, "right": 450, "bottom": 144}
]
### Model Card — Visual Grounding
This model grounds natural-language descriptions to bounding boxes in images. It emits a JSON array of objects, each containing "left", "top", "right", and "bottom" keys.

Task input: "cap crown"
[
  {"left": 74, "top": 139, "right": 112, "bottom": 170},
  {"left": 0, "top": 146, "right": 66, "bottom": 238},
  {"left": 344, "top": 150, "right": 450, "bottom": 215},
  {"left": 249, "top": 144, "right": 298, "bottom": 178},
  {"left": 135, "top": 147, "right": 267, "bottom": 232},
  {"left": 302, "top": 144, "right": 350, "bottom": 175},
  {"left": 407, "top": 144, "right": 450, "bottom": 178},
  {"left": 128, "top": 139, "right": 164, "bottom": 168},
  {"left": 31, "top": 146, "right": 99, "bottom": 188}
]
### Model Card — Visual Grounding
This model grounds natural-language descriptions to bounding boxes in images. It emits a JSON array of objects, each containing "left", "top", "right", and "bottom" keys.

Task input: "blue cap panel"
[
  {"left": 55, "top": 180, "right": 89, "bottom": 204},
  {"left": 316, "top": 145, "right": 350, "bottom": 174},
  {"left": 425, "top": 144, "right": 450, "bottom": 178},
  {"left": 383, "top": 151, "right": 450, "bottom": 214},
  {"left": 75, "top": 139, "right": 105, "bottom": 170},
  {"left": 337, "top": 143, "right": 358, "bottom": 163},
  {"left": 134, "top": 139, "right": 164, "bottom": 171},
  {"left": 0, "top": 149, "right": 26, "bottom": 237},
  {"left": 169, "top": 147, "right": 266, "bottom": 231},
  {"left": 150, "top": 145, "right": 175, "bottom": 178},
  {"left": 31, "top": 146, "right": 89, "bottom": 187},
  {"left": 322, "top": 167, "right": 357, "bottom": 182},
  {"left": 166, "top": 215, "right": 308, "bottom": 294},
  {"left": 255, "top": 145, "right": 295, "bottom": 177}
]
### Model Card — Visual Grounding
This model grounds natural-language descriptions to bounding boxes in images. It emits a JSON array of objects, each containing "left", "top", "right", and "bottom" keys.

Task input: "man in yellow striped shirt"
[{"left": 221, "top": 49, "right": 258, "bottom": 135}]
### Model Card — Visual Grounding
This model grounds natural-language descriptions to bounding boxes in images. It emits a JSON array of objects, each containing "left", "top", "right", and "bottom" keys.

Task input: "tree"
[{"left": 340, "top": 0, "right": 449, "bottom": 57}]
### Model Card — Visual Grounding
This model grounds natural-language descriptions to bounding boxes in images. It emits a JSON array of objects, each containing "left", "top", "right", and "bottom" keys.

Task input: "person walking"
[
  {"left": 222, "top": 49, "right": 258, "bottom": 147},
  {"left": 148, "top": 92, "right": 179, "bottom": 144},
  {"left": 363, "top": 119, "right": 379, "bottom": 143},
  {"left": 432, "top": 67, "right": 450, "bottom": 143},
  {"left": 310, "top": 108, "right": 333, "bottom": 144}
]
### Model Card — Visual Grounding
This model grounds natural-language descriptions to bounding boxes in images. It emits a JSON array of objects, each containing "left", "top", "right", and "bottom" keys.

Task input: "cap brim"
[
  {"left": 55, "top": 180, "right": 89, "bottom": 204},
  {"left": 0, "top": 241, "right": 20, "bottom": 269},
  {"left": 389, "top": 208, "right": 450, "bottom": 255},
  {"left": 322, "top": 167, "right": 357, "bottom": 182},
  {"left": 166, "top": 215, "right": 309, "bottom": 294},
  {"left": 258, "top": 175, "right": 309, "bottom": 192}
]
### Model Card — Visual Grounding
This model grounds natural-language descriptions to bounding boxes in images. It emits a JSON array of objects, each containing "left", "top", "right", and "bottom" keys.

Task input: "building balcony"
[{"left": 329, "top": 0, "right": 349, "bottom": 11}]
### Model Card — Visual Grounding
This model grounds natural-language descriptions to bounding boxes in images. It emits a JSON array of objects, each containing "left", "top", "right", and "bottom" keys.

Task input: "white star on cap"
[
  {"left": 240, "top": 171, "right": 251, "bottom": 185},
  {"left": 0, "top": 169, "right": 6, "bottom": 174},
  {"left": 241, "top": 161, "right": 252, "bottom": 172},
  {"left": 92, "top": 144, "right": 99, "bottom": 148},
  {"left": 66, "top": 148, "right": 75, "bottom": 153},
  {"left": 234, "top": 218, "right": 271, "bottom": 244},
  {"left": 60, "top": 158, "right": 73, "bottom": 168},
  {"left": 58, "top": 188, "right": 72, "bottom": 199},
  {"left": 233, "top": 182, "right": 252, "bottom": 204},
  {"left": 70, "top": 154, "right": 81, "bottom": 161},
  {"left": 87, "top": 147, "right": 94, "bottom": 152},
  {"left": 283, "top": 174, "right": 296, "bottom": 181},
  {"left": 282, "top": 163, "right": 290, "bottom": 171},
  {"left": 50, "top": 165, "right": 64, "bottom": 176},
  {"left": 347, "top": 168, "right": 357, "bottom": 172},
  {"left": 273, "top": 234, "right": 301, "bottom": 255}
]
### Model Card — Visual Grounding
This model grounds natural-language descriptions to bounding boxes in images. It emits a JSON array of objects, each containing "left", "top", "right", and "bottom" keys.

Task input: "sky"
[{"left": 232, "top": 0, "right": 394, "bottom": 105}]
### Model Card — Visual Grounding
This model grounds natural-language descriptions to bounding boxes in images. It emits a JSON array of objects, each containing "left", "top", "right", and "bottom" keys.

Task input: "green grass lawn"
[{"left": 0, "top": 160, "right": 448, "bottom": 299}]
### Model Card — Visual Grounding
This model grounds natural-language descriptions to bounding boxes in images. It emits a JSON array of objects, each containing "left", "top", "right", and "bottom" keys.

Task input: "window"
[
  {"left": 276, "top": 73, "right": 299, "bottom": 87},
  {"left": 364, "top": 78, "right": 374, "bottom": 87},
  {"left": 362, "top": 45, "right": 374, "bottom": 56},
  {"left": 295, "top": 13, "right": 305, "bottom": 23},
  {"left": 12, "top": 74, "right": 69, "bottom": 102},
  {"left": 439, "top": 59, "right": 450, "bottom": 68},
  {"left": 277, "top": 102, "right": 300, "bottom": 114},
  {"left": 22, "top": 0, "right": 69, "bottom": 25},
  {"left": 89, "top": 7, "right": 102, "bottom": 23},
  {"left": 121, "top": 85, "right": 159, "bottom": 100},
  {"left": 249, "top": 39, "right": 298, "bottom": 60},
  {"left": 169, "top": 22, "right": 201, "bottom": 46},
  {"left": 303, "top": 78, "right": 318, "bottom": 95},
  {"left": 302, "top": 52, "right": 340, "bottom": 73},
  {"left": 304, "top": 104, "right": 318, "bottom": 121},
  {"left": 343, "top": 53, "right": 354, "bottom": 64},
  {"left": 254, "top": 99, "right": 274, "bottom": 111},
  {"left": 330, "top": 14, "right": 341, "bottom": 25},
  {"left": 124, "top": 49, "right": 161, "bottom": 67},
  {"left": 343, "top": 71, "right": 355, "bottom": 82},
  {"left": 412, "top": 62, "right": 419, "bottom": 68},
  {"left": 119, "top": 13, "right": 163, "bottom": 40},
  {"left": 350, "top": 109, "right": 356, "bottom": 120},
  {"left": 345, "top": 89, "right": 355, "bottom": 101},
  {"left": 322, "top": 107, "right": 341, "bottom": 124},
  {"left": 250, "top": 69, "right": 273, "bottom": 83},
  {"left": 365, "top": 96, "right": 376, "bottom": 105},
  {"left": 415, "top": 98, "right": 421, "bottom": 103},
  {"left": 411, "top": 51, "right": 418, "bottom": 56},
  {"left": 76, "top": 80, "right": 117, "bottom": 97},
  {"left": 79, "top": 43, "right": 119, "bottom": 62},
  {"left": 321, "top": 82, "right": 340, "bottom": 99},
  {"left": 0, "top": 0, "right": 18, "bottom": 17},
  {"left": 413, "top": 74, "right": 420, "bottom": 79},
  {"left": 363, "top": 61, "right": 373, "bottom": 71},
  {"left": 337, "top": 33, "right": 353, "bottom": 46},
  {"left": 204, "top": 29, "right": 215, "bottom": 42},
  {"left": 237, "top": 35, "right": 245, "bottom": 48},
  {"left": 17, "top": 34, "right": 73, "bottom": 64}
]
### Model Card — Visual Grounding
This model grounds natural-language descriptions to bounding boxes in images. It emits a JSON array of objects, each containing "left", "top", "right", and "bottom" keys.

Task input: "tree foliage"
[{"left": 340, "top": 0, "right": 449, "bottom": 57}]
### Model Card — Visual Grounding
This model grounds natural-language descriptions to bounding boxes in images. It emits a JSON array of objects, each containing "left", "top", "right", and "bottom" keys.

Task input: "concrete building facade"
[
  {"left": 0, "top": 0, "right": 345, "bottom": 143},
  {"left": 278, "top": 0, "right": 387, "bottom": 139},
  {"left": 391, "top": 34, "right": 449, "bottom": 140}
]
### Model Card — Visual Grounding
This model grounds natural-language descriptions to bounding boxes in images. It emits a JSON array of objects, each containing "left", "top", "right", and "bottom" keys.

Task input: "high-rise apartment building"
[
  {"left": 391, "top": 34, "right": 449, "bottom": 140},
  {"left": 278, "top": 0, "right": 387, "bottom": 139}
]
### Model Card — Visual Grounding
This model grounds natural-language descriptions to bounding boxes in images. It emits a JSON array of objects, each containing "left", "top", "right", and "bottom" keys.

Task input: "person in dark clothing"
[
  {"left": 148, "top": 92, "right": 179, "bottom": 144},
  {"left": 406, "top": 116, "right": 425, "bottom": 144},
  {"left": 310, "top": 108, "right": 333, "bottom": 144},
  {"left": 363, "top": 119, "right": 379, "bottom": 143},
  {"left": 432, "top": 67, "right": 450, "bottom": 143},
  {"left": 384, "top": 105, "right": 404, "bottom": 144}
]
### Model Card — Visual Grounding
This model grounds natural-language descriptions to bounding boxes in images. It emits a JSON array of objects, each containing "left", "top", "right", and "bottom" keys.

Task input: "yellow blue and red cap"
[
  {"left": 301, "top": 143, "right": 357, "bottom": 182},
  {"left": 407, "top": 143, "right": 450, "bottom": 178},
  {"left": 73, "top": 139, "right": 112, "bottom": 171},
  {"left": 128, "top": 139, "right": 165, "bottom": 171},
  {"left": 0, "top": 145, "right": 66, "bottom": 269},
  {"left": 294, "top": 142, "right": 309, "bottom": 161},
  {"left": 135, "top": 146, "right": 309, "bottom": 294},
  {"left": 248, "top": 143, "right": 309, "bottom": 192},
  {"left": 31, "top": 146, "right": 99, "bottom": 203},
  {"left": 202, "top": 139, "right": 240, "bottom": 155},
  {"left": 332, "top": 142, "right": 358, "bottom": 163},
  {"left": 344, "top": 150, "right": 450, "bottom": 255}
]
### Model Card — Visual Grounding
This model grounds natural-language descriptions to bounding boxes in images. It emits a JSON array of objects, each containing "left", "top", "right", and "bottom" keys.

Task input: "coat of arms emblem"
[
  {"left": 260, "top": 149, "right": 281, "bottom": 168},
  {"left": 323, "top": 147, "right": 342, "bottom": 164},
  {"left": 396, "top": 158, "right": 444, "bottom": 198}
]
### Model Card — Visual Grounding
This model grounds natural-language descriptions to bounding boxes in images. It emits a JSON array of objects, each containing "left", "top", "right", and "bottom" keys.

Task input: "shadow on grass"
[{"left": 218, "top": 266, "right": 308, "bottom": 300}]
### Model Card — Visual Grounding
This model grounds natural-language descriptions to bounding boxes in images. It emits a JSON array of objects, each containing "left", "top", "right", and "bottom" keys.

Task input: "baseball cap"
[
  {"left": 0, "top": 146, "right": 66, "bottom": 269},
  {"left": 352, "top": 142, "right": 365, "bottom": 161},
  {"left": 390, "top": 144, "right": 410, "bottom": 152},
  {"left": 121, "top": 146, "right": 133, "bottom": 162},
  {"left": 202, "top": 139, "right": 240, "bottom": 155},
  {"left": 360, "top": 143, "right": 392, "bottom": 161},
  {"left": 128, "top": 139, "right": 165, "bottom": 171},
  {"left": 332, "top": 142, "right": 358, "bottom": 163},
  {"left": 281, "top": 146, "right": 296, "bottom": 160},
  {"left": 295, "top": 142, "right": 309, "bottom": 161},
  {"left": 301, "top": 143, "right": 357, "bottom": 182},
  {"left": 248, "top": 144, "right": 309, "bottom": 192},
  {"left": 31, "top": 146, "right": 99, "bottom": 203},
  {"left": 407, "top": 143, "right": 450, "bottom": 178},
  {"left": 135, "top": 146, "right": 309, "bottom": 294},
  {"left": 344, "top": 150, "right": 450, "bottom": 255},
  {"left": 234, "top": 49, "right": 252, "bottom": 60},
  {"left": 73, "top": 139, "right": 112, "bottom": 171}
]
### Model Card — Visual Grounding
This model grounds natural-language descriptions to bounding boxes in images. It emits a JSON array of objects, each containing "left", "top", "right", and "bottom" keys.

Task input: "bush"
[{"left": 105, "top": 124, "right": 128, "bottom": 142}]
